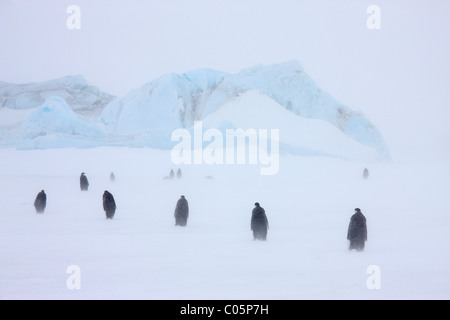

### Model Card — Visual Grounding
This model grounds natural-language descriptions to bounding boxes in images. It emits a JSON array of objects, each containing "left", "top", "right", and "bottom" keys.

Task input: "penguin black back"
[
  {"left": 34, "top": 190, "right": 47, "bottom": 213},
  {"left": 174, "top": 195, "right": 189, "bottom": 226},
  {"left": 80, "top": 172, "right": 89, "bottom": 191},
  {"left": 103, "top": 190, "right": 116, "bottom": 219}
]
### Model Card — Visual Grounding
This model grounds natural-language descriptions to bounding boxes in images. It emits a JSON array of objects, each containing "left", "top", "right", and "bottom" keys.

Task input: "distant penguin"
[
  {"left": 80, "top": 172, "right": 89, "bottom": 191},
  {"left": 169, "top": 169, "right": 175, "bottom": 179},
  {"left": 34, "top": 190, "right": 47, "bottom": 214},
  {"left": 103, "top": 190, "right": 116, "bottom": 219},
  {"left": 176, "top": 169, "right": 182, "bottom": 179},
  {"left": 110, "top": 172, "right": 116, "bottom": 182},
  {"left": 251, "top": 202, "right": 269, "bottom": 241},
  {"left": 174, "top": 195, "right": 189, "bottom": 227},
  {"left": 363, "top": 168, "right": 369, "bottom": 180}
]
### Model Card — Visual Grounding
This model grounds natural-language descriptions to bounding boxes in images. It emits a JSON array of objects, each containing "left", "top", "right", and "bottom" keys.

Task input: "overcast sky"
[{"left": 1, "top": 0, "right": 449, "bottom": 160}]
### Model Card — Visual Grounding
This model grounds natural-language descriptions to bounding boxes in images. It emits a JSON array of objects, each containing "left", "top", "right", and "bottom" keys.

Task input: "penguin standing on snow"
[
  {"left": 363, "top": 168, "right": 369, "bottom": 180},
  {"left": 103, "top": 190, "right": 116, "bottom": 219},
  {"left": 34, "top": 190, "right": 47, "bottom": 214},
  {"left": 174, "top": 195, "right": 189, "bottom": 226},
  {"left": 251, "top": 202, "right": 269, "bottom": 241},
  {"left": 347, "top": 208, "right": 368, "bottom": 251},
  {"left": 176, "top": 169, "right": 182, "bottom": 179},
  {"left": 80, "top": 172, "right": 89, "bottom": 191}
]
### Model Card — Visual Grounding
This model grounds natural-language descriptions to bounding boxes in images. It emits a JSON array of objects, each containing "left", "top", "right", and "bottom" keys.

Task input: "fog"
[
  {"left": 1, "top": 0, "right": 449, "bottom": 162},
  {"left": 0, "top": 0, "right": 449, "bottom": 300}
]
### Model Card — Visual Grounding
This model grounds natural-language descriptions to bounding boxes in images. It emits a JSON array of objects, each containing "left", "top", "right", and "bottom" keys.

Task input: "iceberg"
[
  {"left": 204, "top": 61, "right": 389, "bottom": 159},
  {"left": 1, "top": 61, "right": 389, "bottom": 160},
  {"left": 20, "top": 96, "right": 105, "bottom": 140},
  {"left": 100, "top": 69, "right": 226, "bottom": 134},
  {"left": 100, "top": 61, "right": 389, "bottom": 159},
  {"left": 0, "top": 75, "right": 115, "bottom": 118}
]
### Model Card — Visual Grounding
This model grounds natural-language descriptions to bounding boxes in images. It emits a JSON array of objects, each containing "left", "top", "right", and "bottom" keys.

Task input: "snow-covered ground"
[{"left": 0, "top": 147, "right": 449, "bottom": 300}]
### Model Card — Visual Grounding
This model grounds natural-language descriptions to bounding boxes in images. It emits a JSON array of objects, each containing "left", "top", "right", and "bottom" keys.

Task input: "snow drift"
[{"left": 202, "top": 90, "right": 379, "bottom": 160}]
